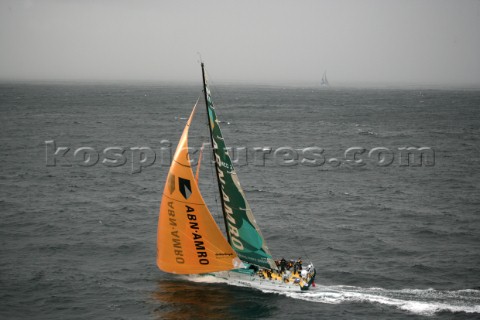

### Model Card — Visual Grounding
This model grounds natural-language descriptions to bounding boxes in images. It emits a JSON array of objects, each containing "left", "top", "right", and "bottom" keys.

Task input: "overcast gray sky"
[{"left": 1, "top": 0, "right": 479, "bottom": 87}]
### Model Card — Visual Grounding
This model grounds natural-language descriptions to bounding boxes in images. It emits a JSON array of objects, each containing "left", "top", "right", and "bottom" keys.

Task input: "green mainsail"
[{"left": 203, "top": 80, "right": 277, "bottom": 270}]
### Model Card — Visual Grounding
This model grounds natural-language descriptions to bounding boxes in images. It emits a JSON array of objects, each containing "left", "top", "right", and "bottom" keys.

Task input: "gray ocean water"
[{"left": 1, "top": 82, "right": 479, "bottom": 319}]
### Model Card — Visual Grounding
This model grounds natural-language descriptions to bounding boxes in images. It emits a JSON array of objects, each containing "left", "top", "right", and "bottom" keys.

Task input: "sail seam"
[
  {"left": 161, "top": 193, "right": 206, "bottom": 206},
  {"left": 171, "top": 159, "right": 192, "bottom": 168}
]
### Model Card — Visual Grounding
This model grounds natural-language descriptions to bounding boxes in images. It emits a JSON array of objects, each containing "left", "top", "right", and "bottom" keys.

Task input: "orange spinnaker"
[{"left": 156, "top": 103, "right": 242, "bottom": 274}]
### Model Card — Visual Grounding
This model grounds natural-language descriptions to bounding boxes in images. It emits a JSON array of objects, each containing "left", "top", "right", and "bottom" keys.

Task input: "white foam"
[
  {"left": 184, "top": 276, "right": 480, "bottom": 316},
  {"left": 181, "top": 274, "right": 229, "bottom": 284},
  {"left": 281, "top": 285, "right": 480, "bottom": 316}
]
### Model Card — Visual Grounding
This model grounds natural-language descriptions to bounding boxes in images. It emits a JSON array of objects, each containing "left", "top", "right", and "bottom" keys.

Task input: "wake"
[
  {"left": 280, "top": 285, "right": 480, "bottom": 316},
  {"left": 186, "top": 275, "right": 480, "bottom": 316}
]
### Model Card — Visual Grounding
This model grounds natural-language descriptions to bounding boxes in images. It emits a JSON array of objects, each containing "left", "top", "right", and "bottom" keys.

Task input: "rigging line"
[
  {"left": 202, "top": 63, "right": 232, "bottom": 243},
  {"left": 196, "top": 52, "right": 203, "bottom": 65},
  {"left": 199, "top": 84, "right": 223, "bottom": 226},
  {"left": 210, "top": 146, "right": 225, "bottom": 227},
  {"left": 293, "top": 228, "right": 311, "bottom": 263},
  {"left": 203, "top": 67, "right": 230, "bottom": 125},
  {"left": 194, "top": 143, "right": 204, "bottom": 182},
  {"left": 283, "top": 197, "right": 311, "bottom": 262},
  {"left": 201, "top": 65, "right": 232, "bottom": 236},
  {"left": 207, "top": 141, "right": 223, "bottom": 225}
]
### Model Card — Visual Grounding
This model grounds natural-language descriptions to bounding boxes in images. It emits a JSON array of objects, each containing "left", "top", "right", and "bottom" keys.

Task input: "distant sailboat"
[
  {"left": 156, "top": 63, "right": 317, "bottom": 292},
  {"left": 321, "top": 70, "right": 329, "bottom": 87}
]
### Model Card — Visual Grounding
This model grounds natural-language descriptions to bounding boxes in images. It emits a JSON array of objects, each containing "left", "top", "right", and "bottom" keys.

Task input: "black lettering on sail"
[
  {"left": 178, "top": 177, "right": 192, "bottom": 199},
  {"left": 189, "top": 222, "right": 199, "bottom": 229},
  {"left": 194, "top": 241, "right": 205, "bottom": 250},
  {"left": 192, "top": 232, "right": 202, "bottom": 240},
  {"left": 172, "top": 237, "right": 181, "bottom": 249}
]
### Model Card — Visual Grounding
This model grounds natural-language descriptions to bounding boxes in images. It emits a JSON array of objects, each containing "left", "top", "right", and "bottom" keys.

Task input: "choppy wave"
[{"left": 3, "top": 84, "right": 480, "bottom": 319}]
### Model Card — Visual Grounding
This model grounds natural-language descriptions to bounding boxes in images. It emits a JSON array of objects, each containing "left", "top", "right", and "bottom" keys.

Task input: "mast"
[{"left": 201, "top": 62, "right": 232, "bottom": 243}]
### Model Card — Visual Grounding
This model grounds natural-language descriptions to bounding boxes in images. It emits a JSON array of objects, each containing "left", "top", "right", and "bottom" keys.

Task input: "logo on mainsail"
[{"left": 178, "top": 177, "right": 192, "bottom": 199}]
